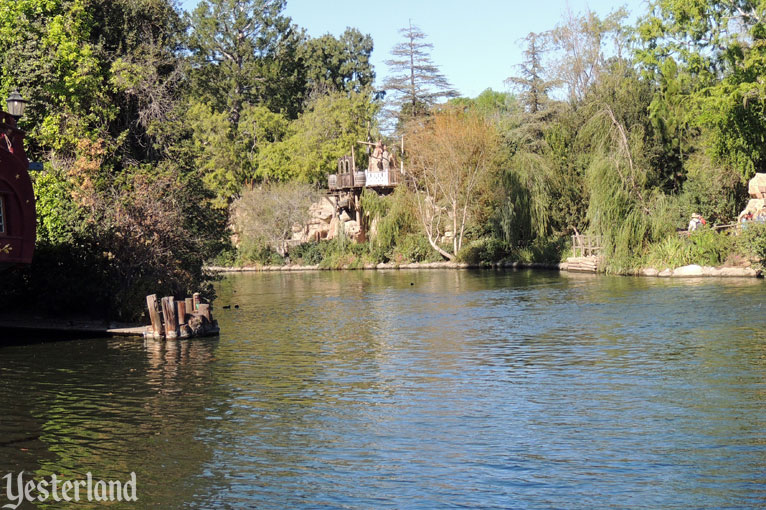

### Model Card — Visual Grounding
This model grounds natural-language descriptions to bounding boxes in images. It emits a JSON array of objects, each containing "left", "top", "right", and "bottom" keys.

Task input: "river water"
[{"left": 1, "top": 270, "right": 766, "bottom": 509}]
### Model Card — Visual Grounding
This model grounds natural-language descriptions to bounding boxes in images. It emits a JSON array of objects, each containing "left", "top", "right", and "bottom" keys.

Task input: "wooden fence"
[{"left": 571, "top": 234, "right": 603, "bottom": 258}]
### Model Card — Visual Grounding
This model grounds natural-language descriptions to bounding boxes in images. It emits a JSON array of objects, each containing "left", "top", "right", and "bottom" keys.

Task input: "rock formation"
[
  {"left": 739, "top": 173, "right": 766, "bottom": 222},
  {"left": 290, "top": 195, "right": 364, "bottom": 245}
]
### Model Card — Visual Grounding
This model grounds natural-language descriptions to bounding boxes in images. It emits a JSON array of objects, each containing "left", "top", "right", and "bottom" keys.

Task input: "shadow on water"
[
  {"left": 0, "top": 335, "right": 225, "bottom": 509},
  {"left": 0, "top": 329, "right": 108, "bottom": 346}
]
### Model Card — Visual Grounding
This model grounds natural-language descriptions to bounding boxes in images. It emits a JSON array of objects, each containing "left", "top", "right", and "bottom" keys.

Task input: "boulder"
[
  {"left": 703, "top": 267, "right": 722, "bottom": 277},
  {"left": 720, "top": 267, "right": 759, "bottom": 277},
  {"left": 309, "top": 197, "right": 335, "bottom": 223},
  {"left": 642, "top": 268, "right": 659, "bottom": 277},
  {"left": 343, "top": 220, "right": 362, "bottom": 240},
  {"left": 327, "top": 216, "right": 339, "bottom": 240},
  {"left": 738, "top": 198, "right": 766, "bottom": 222},
  {"left": 658, "top": 268, "right": 672, "bottom": 277},
  {"left": 673, "top": 264, "right": 704, "bottom": 277},
  {"left": 748, "top": 173, "right": 766, "bottom": 198}
]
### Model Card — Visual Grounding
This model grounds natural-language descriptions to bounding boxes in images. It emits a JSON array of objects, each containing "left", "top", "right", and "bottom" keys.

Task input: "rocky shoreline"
[
  {"left": 207, "top": 261, "right": 762, "bottom": 277},
  {"left": 638, "top": 264, "right": 761, "bottom": 278}
]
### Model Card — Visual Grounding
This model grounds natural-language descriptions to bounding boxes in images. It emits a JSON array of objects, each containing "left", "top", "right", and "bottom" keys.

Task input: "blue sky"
[{"left": 179, "top": 0, "right": 649, "bottom": 98}]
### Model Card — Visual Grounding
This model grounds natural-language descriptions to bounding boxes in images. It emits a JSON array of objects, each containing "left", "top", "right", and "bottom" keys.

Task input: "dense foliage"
[
  {"left": 0, "top": 0, "right": 380, "bottom": 319},
  {"left": 3, "top": 0, "right": 766, "bottom": 321}
]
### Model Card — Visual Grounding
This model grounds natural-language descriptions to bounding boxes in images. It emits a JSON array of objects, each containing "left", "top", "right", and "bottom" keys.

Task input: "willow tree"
[
  {"left": 579, "top": 62, "right": 678, "bottom": 272},
  {"left": 405, "top": 109, "right": 501, "bottom": 260}
]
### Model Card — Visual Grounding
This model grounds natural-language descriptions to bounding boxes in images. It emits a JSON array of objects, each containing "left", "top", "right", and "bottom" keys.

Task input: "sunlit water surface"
[{"left": 2, "top": 270, "right": 766, "bottom": 509}]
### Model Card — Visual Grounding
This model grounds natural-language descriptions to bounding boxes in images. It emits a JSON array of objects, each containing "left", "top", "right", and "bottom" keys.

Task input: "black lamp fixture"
[{"left": 6, "top": 89, "right": 27, "bottom": 121}]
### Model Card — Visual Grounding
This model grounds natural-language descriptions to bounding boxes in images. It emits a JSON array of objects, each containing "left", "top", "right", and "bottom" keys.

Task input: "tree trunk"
[{"left": 427, "top": 234, "right": 455, "bottom": 261}]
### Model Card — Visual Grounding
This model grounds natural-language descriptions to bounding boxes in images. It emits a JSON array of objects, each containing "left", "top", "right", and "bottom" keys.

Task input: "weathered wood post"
[
  {"left": 146, "top": 294, "right": 163, "bottom": 339},
  {"left": 177, "top": 299, "right": 191, "bottom": 339},
  {"left": 161, "top": 296, "right": 178, "bottom": 340},
  {"left": 192, "top": 293, "right": 201, "bottom": 311},
  {"left": 198, "top": 303, "right": 211, "bottom": 322},
  {"left": 177, "top": 300, "right": 186, "bottom": 325}
]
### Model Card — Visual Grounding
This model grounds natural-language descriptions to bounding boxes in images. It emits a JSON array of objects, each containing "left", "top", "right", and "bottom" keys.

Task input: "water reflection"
[
  {"left": 0, "top": 336, "right": 220, "bottom": 509},
  {"left": 2, "top": 270, "right": 766, "bottom": 508}
]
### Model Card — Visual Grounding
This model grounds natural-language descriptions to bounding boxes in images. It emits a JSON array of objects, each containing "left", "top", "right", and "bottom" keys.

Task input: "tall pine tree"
[{"left": 383, "top": 21, "right": 457, "bottom": 120}]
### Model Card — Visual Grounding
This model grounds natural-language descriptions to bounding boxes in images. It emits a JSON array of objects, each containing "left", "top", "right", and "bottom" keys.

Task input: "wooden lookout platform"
[{"left": 324, "top": 139, "right": 407, "bottom": 243}]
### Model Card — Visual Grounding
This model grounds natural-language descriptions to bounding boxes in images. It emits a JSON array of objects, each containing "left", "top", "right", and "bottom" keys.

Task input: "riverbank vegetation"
[{"left": 1, "top": 0, "right": 765, "bottom": 319}]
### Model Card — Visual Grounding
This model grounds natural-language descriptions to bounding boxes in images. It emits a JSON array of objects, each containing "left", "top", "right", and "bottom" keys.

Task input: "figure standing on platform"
[
  {"left": 369, "top": 141, "right": 383, "bottom": 171},
  {"left": 381, "top": 144, "right": 391, "bottom": 172}
]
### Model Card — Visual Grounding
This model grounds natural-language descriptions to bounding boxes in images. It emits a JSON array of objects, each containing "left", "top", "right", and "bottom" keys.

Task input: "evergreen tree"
[
  {"left": 506, "top": 32, "right": 552, "bottom": 116},
  {"left": 383, "top": 21, "right": 457, "bottom": 119},
  {"left": 303, "top": 28, "right": 375, "bottom": 95},
  {"left": 186, "top": 0, "right": 300, "bottom": 124}
]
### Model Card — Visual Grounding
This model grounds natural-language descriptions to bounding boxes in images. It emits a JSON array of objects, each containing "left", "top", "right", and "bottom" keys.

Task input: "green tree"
[
  {"left": 260, "top": 89, "right": 379, "bottom": 183},
  {"left": 383, "top": 21, "right": 458, "bottom": 120},
  {"left": 548, "top": 8, "right": 628, "bottom": 102},
  {"left": 186, "top": 100, "right": 290, "bottom": 206},
  {"left": 405, "top": 108, "right": 501, "bottom": 260},
  {"left": 303, "top": 28, "right": 375, "bottom": 95},
  {"left": 638, "top": 0, "right": 766, "bottom": 179},
  {"left": 0, "top": 0, "right": 107, "bottom": 155},
  {"left": 187, "top": 0, "right": 299, "bottom": 124},
  {"left": 0, "top": 0, "right": 226, "bottom": 319},
  {"left": 506, "top": 32, "right": 553, "bottom": 117}
]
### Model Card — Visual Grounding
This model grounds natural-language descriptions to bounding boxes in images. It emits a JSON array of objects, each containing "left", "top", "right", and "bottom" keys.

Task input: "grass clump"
[{"left": 644, "top": 228, "right": 736, "bottom": 269}]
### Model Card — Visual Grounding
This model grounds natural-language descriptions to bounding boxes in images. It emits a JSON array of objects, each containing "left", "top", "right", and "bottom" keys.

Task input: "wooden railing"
[
  {"left": 571, "top": 234, "right": 603, "bottom": 258},
  {"left": 328, "top": 169, "right": 404, "bottom": 190}
]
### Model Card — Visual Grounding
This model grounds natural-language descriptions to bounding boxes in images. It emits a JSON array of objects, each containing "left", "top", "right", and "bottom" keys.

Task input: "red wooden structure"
[{"left": 0, "top": 111, "right": 35, "bottom": 269}]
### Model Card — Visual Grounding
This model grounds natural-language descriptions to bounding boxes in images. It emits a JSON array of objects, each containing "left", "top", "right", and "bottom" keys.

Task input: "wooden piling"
[
  {"left": 192, "top": 293, "right": 201, "bottom": 311},
  {"left": 185, "top": 297, "right": 193, "bottom": 314},
  {"left": 177, "top": 300, "right": 187, "bottom": 325},
  {"left": 179, "top": 323, "right": 192, "bottom": 339},
  {"left": 161, "top": 296, "right": 178, "bottom": 340},
  {"left": 197, "top": 303, "right": 211, "bottom": 322},
  {"left": 146, "top": 294, "right": 163, "bottom": 339}
]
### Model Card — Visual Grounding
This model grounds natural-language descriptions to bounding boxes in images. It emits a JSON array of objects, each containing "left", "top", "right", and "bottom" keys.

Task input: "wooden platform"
[
  {"left": 0, "top": 319, "right": 217, "bottom": 338},
  {"left": 0, "top": 317, "right": 146, "bottom": 337},
  {"left": 565, "top": 256, "right": 603, "bottom": 273}
]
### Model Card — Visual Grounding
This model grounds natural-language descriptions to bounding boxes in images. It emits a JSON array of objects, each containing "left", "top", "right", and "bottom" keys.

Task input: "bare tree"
[
  {"left": 405, "top": 109, "right": 500, "bottom": 260},
  {"left": 230, "top": 182, "right": 320, "bottom": 255},
  {"left": 383, "top": 21, "right": 458, "bottom": 120},
  {"left": 548, "top": 8, "right": 627, "bottom": 102}
]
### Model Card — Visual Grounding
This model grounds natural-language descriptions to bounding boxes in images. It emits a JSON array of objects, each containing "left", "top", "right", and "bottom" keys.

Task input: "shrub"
[
  {"left": 289, "top": 241, "right": 324, "bottom": 265},
  {"left": 237, "top": 241, "right": 286, "bottom": 266},
  {"left": 512, "top": 236, "right": 570, "bottom": 263},
  {"left": 738, "top": 222, "right": 766, "bottom": 268},
  {"left": 393, "top": 233, "right": 442, "bottom": 263},
  {"left": 645, "top": 228, "right": 736, "bottom": 269},
  {"left": 456, "top": 238, "right": 508, "bottom": 265},
  {"left": 317, "top": 237, "right": 374, "bottom": 269}
]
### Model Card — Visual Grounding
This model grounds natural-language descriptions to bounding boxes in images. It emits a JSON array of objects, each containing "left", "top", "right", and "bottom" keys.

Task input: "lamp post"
[{"left": 6, "top": 90, "right": 27, "bottom": 121}]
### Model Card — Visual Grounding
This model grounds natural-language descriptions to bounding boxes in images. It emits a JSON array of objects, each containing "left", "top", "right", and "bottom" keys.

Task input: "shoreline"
[{"left": 206, "top": 261, "right": 762, "bottom": 278}]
